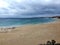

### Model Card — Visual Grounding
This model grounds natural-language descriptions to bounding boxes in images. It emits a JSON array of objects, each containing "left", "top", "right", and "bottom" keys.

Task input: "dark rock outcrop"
[{"left": 51, "top": 16, "right": 60, "bottom": 19}]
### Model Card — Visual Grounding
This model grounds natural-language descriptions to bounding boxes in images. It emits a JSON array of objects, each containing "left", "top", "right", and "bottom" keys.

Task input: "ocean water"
[{"left": 0, "top": 18, "right": 55, "bottom": 27}]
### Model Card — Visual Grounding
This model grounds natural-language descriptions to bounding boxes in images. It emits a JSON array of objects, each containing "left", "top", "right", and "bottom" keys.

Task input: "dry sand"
[{"left": 0, "top": 19, "right": 60, "bottom": 45}]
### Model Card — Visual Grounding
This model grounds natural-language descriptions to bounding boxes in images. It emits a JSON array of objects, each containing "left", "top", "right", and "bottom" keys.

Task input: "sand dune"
[{"left": 0, "top": 20, "right": 60, "bottom": 45}]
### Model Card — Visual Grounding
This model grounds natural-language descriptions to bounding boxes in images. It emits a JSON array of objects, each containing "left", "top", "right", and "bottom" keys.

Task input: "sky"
[{"left": 0, "top": 0, "right": 60, "bottom": 18}]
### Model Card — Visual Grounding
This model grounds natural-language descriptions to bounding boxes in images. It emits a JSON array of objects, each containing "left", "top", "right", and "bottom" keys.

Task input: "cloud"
[{"left": 0, "top": 0, "right": 60, "bottom": 18}]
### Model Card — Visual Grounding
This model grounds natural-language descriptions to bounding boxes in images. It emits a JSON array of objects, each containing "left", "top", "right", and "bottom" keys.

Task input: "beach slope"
[{"left": 0, "top": 20, "right": 60, "bottom": 45}]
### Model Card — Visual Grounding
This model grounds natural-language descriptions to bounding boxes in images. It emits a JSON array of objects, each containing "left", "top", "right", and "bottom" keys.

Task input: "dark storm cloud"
[{"left": 0, "top": 0, "right": 60, "bottom": 18}]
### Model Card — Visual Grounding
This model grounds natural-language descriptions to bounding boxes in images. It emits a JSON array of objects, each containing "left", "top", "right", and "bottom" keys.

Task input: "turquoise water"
[{"left": 0, "top": 18, "right": 55, "bottom": 27}]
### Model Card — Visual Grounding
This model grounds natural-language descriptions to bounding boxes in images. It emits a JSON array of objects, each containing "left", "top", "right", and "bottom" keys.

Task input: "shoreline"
[
  {"left": 0, "top": 19, "right": 60, "bottom": 45},
  {"left": 0, "top": 18, "right": 59, "bottom": 33}
]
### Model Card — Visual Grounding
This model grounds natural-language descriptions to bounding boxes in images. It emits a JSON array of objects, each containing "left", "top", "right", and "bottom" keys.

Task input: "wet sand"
[{"left": 0, "top": 19, "right": 60, "bottom": 45}]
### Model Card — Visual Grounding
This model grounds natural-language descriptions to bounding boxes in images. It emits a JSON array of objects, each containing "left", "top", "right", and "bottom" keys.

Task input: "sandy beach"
[{"left": 0, "top": 19, "right": 60, "bottom": 45}]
